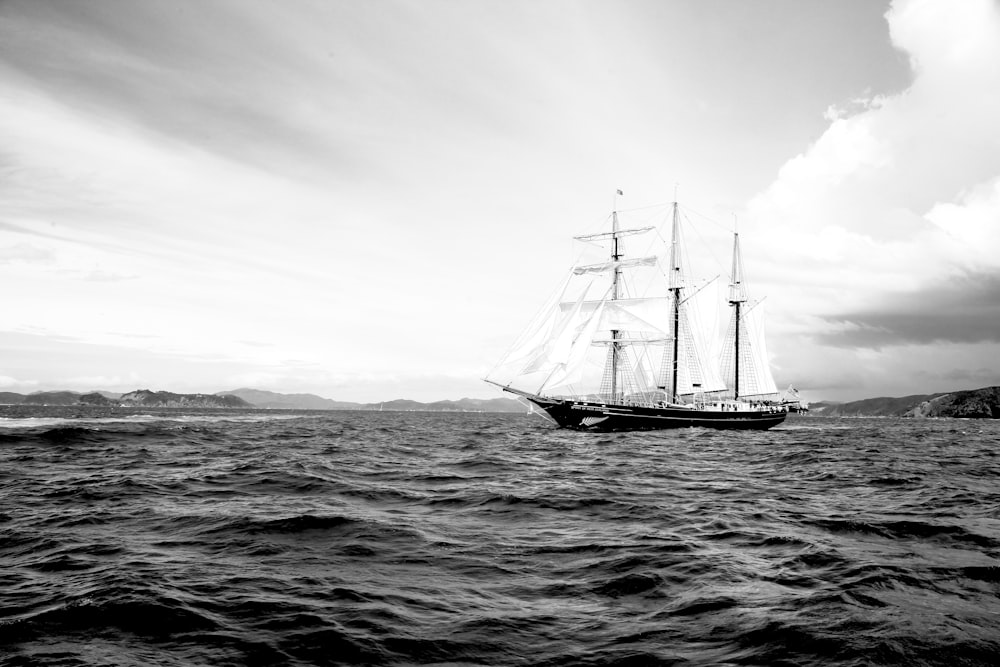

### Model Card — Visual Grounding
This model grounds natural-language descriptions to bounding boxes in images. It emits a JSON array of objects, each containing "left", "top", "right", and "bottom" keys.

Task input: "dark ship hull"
[{"left": 513, "top": 389, "right": 786, "bottom": 432}]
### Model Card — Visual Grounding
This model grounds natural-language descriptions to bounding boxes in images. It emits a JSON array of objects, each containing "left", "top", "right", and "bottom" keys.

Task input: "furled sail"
[
  {"left": 573, "top": 256, "right": 658, "bottom": 275},
  {"left": 574, "top": 226, "right": 654, "bottom": 242}
]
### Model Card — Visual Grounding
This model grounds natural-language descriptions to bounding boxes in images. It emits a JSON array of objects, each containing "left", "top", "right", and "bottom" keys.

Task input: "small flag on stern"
[{"left": 616, "top": 189, "right": 623, "bottom": 195}]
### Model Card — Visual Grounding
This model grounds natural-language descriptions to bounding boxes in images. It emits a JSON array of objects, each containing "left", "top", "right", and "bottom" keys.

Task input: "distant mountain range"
[
  {"left": 218, "top": 388, "right": 524, "bottom": 413},
  {"left": 0, "top": 388, "right": 525, "bottom": 413},
  {"left": 4, "top": 386, "right": 997, "bottom": 417},
  {"left": 0, "top": 390, "right": 250, "bottom": 409}
]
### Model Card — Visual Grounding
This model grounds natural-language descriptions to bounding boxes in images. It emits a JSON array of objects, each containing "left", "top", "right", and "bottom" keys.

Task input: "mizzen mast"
[{"left": 728, "top": 230, "right": 748, "bottom": 400}]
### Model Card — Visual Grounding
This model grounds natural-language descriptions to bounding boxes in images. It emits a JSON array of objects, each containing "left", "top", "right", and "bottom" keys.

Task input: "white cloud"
[
  {"left": 58, "top": 374, "right": 143, "bottom": 390},
  {"left": 0, "top": 376, "right": 39, "bottom": 390},
  {"left": 822, "top": 94, "right": 887, "bottom": 122},
  {"left": 0, "top": 243, "right": 54, "bottom": 264},
  {"left": 746, "top": 0, "right": 1000, "bottom": 399},
  {"left": 926, "top": 176, "right": 1000, "bottom": 272}
]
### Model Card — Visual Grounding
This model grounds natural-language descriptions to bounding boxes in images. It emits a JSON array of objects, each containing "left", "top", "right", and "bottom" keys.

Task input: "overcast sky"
[{"left": 1, "top": 0, "right": 998, "bottom": 403}]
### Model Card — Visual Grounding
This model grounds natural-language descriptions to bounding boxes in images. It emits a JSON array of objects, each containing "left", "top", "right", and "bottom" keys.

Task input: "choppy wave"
[{"left": 2, "top": 408, "right": 999, "bottom": 666}]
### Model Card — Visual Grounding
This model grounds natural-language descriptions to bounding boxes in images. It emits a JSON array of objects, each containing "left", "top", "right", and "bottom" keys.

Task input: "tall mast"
[
  {"left": 574, "top": 190, "right": 660, "bottom": 403},
  {"left": 609, "top": 204, "right": 621, "bottom": 401},
  {"left": 728, "top": 231, "right": 747, "bottom": 400},
  {"left": 668, "top": 200, "right": 682, "bottom": 403}
]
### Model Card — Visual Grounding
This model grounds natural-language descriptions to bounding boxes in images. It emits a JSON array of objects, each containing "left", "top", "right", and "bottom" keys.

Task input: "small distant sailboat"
[
  {"left": 781, "top": 385, "right": 809, "bottom": 413},
  {"left": 486, "top": 194, "right": 787, "bottom": 431}
]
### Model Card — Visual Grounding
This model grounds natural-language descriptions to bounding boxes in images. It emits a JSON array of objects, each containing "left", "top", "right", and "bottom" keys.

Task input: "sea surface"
[{"left": 1, "top": 407, "right": 999, "bottom": 666}]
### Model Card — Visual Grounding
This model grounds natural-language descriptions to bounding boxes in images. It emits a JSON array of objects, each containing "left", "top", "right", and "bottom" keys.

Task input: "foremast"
[
  {"left": 577, "top": 190, "right": 657, "bottom": 405},
  {"left": 609, "top": 208, "right": 622, "bottom": 402}
]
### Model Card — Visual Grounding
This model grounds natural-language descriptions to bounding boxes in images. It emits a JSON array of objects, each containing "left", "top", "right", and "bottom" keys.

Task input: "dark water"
[{"left": 2, "top": 408, "right": 999, "bottom": 666}]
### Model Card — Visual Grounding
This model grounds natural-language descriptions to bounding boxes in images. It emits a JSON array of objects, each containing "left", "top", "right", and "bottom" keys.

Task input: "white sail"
[
  {"left": 521, "top": 284, "right": 594, "bottom": 375},
  {"left": 661, "top": 297, "right": 728, "bottom": 396},
  {"left": 719, "top": 232, "right": 779, "bottom": 399},
  {"left": 746, "top": 305, "right": 779, "bottom": 396},
  {"left": 540, "top": 299, "right": 608, "bottom": 391},
  {"left": 560, "top": 297, "right": 672, "bottom": 337},
  {"left": 719, "top": 302, "right": 778, "bottom": 398},
  {"left": 487, "top": 272, "right": 574, "bottom": 382}
]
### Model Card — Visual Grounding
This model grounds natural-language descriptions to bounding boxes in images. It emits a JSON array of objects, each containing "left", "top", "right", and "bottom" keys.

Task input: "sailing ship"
[{"left": 486, "top": 195, "right": 787, "bottom": 431}]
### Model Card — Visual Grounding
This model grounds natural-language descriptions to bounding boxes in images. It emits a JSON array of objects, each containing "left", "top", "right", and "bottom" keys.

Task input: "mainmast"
[
  {"left": 728, "top": 231, "right": 747, "bottom": 400},
  {"left": 668, "top": 201, "right": 682, "bottom": 403}
]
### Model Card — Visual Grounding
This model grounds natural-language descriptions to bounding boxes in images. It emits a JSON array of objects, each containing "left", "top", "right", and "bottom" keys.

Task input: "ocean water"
[{"left": 1, "top": 408, "right": 999, "bottom": 667}]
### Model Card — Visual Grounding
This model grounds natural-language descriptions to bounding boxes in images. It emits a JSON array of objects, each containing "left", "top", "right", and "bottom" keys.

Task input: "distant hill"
[
  {"left": 361, "top": 397, "right": 524, "bottom": 413},
  {"left": 904, "top": 387, "right": 1000, "bottom": 418},
  {"left": 115, "top": 390, "right": 251, "bottom": 409},
  {"left": 0, "top": 392, "right": 25, "bottom": 405},
  {"left": 809, "top": 393, "right": 948, "bottom": 417},
  {"left": 21, "top": 391, "right": 84, "bottom": 406},
  {"left": 1, "top": 390, "right": 123, "bottom": 406},
  {"left": 809, "top": 387, "right": 1000, "bottom": 418},
  {"left": 74, "top": 389, "right": 249, "bottom": 408},
  {"left": 219, "top": 388, "right": 359, "bottom": 410},
  {"left": 78, "top": 392, "right": 114, "bottom": 406}
]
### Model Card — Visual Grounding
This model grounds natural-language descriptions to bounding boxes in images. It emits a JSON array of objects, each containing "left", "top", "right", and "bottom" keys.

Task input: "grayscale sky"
[{"left": 1, "top": 0, "right": 998, "bottom": 402}]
